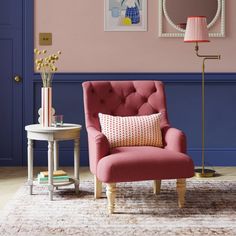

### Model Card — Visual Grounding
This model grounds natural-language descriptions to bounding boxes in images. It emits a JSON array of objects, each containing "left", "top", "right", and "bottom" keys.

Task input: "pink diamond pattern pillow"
[{"left": 98, "top": 113, "right": 162, "bottom": 148}]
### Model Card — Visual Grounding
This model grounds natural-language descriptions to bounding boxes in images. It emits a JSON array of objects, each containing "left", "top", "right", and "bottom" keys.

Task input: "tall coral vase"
[{"left": 41, "top": 87, "right": 52, "bottom": 127}]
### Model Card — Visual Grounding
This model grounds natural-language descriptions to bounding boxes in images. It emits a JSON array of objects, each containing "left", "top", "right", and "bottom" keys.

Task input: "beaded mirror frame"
[{"left": 158, "top": 0, "right": 225, "bottom": 37}]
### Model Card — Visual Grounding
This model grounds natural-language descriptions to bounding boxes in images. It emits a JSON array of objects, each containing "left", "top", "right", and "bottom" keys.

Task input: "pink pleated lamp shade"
[{"left": 184, "top": 16, "right": 210, "bottom": 43}]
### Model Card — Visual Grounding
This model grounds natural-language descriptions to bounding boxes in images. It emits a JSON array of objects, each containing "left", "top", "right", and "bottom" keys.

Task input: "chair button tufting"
[
  {"left": 143, "top": 97, "right": 148, "bottom": 102},
  {"left": 109, "top": 89, "right": 113, "bottom": 93},
  {"left": 121, "top": 98, "right": 125, "bottom": 103},
  {"left": 93, "top": 114, "right": 97, "bottom": 118},
  {"left": 100, "top": 99, "right": 105, "bottom": 104},
  {"left": 153, "top": 88, "right": 157, "bottom": 93},
  {"left": 91, "top": 89, "right": 95, "bottom": 93}
]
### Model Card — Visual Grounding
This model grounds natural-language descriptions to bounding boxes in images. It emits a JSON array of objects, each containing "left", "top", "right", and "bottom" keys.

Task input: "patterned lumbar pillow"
[{"left": 98, "top": 113, "right": 162, "bottom": 148}]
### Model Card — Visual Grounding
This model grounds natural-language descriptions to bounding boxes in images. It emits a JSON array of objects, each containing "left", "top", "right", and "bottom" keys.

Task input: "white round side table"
[{"left": 25, "top": 123, "right": 82, "bottom": 200}]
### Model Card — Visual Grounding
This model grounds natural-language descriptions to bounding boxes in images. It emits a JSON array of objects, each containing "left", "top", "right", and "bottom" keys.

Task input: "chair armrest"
[
  {"left": 87, "top": 127, "right": 110, "bottom": 175},
  {"left": 162, "top": 127, "right": 187, "bottom": 154}
]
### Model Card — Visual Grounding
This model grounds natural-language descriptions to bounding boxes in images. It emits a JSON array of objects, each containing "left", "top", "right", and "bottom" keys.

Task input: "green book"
[{"left": 38, "top": 174, "right": 69, "bottom": 183}]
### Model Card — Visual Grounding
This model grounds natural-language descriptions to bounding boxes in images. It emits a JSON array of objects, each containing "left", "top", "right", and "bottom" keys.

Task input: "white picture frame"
[{"left": 104, "top": 0, "right": 147, "bottom": 32}]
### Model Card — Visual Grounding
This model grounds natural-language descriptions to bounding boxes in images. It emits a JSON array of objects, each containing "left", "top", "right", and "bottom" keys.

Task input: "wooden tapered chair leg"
[
  {"left": 106, "top": 183, "right": 116, "bottom": 214},
  {"left": 94, "top": 175, "right": 102, "bottom": 199},
  {"left": 176, "top": 178, "right": 186, "bottom": 208},
  {"left": 153, "top": 180, "right": 161, "bottom": 194}
]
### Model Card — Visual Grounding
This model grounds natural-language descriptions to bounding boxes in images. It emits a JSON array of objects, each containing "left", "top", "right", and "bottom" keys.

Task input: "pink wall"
[{"left": 34, "top": 0, "right": 235, "bottom": 73}]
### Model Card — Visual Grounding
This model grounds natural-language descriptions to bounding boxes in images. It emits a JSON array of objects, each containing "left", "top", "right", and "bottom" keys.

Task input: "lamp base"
[{"left": 194, "top": 168, "right": 216, "bottom": 178}]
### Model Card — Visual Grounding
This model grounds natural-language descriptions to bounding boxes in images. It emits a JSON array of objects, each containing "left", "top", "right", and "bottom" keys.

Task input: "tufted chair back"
[{"left": 83, "top": 81, "right": 170, "bottom": 131}]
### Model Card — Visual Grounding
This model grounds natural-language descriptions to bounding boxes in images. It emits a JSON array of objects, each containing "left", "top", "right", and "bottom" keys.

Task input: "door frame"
[{"left": 22, "top": 0, "right": 34, "bottom": 165}]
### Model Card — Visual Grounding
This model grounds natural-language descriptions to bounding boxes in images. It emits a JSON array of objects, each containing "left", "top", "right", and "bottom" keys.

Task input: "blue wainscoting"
[{"left": 22, "top": 73, "right": 236, "bottom": 167}]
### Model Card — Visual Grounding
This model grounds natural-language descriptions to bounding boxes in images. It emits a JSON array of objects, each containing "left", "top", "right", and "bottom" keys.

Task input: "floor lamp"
[{"left": 184, "top": 16, "right": 221, "bottom": 178}]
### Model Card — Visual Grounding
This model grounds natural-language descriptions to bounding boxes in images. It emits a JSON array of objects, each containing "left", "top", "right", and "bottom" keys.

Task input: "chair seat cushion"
[{"left": 97, "top": 146, "right": 194, "bottom": 183}]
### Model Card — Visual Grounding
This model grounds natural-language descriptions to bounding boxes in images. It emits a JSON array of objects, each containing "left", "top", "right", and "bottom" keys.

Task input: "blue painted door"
[{"left": 0, "top": 0, "right": 23, "bottom": 165}]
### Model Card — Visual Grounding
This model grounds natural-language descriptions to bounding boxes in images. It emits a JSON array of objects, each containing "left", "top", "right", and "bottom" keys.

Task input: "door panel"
[
  {"left": 0, "top": 0, "right": 23, "bottom": 165},
  {"left": 0, "top": 0, "right": 22, "bottom": 27},
  {"left": 0, "top": 40, "right": 13, "bottom": 158}
]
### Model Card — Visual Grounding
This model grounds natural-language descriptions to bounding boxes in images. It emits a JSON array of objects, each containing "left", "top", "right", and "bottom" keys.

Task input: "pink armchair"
[{"left": 82, "top": 81, "right": 194, "bottom": 213}]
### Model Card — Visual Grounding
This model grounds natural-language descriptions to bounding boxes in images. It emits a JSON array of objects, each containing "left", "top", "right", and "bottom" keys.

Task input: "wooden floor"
[{"left": 0, "top": 167, "right": 236, "bottom": 210}]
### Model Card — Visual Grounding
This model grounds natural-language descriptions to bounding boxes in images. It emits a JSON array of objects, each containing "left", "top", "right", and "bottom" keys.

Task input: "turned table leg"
[
  {"left": 53, "top": 141, "right": 59, "bottom": 171},
  {"left": 27, "top": 139, "right": 33, "bottom": 195},
  {"left": 74, "top": 138, "right": 80, "bottom": 194},
  {"left": 53, "top": 141, "right": 59, "bottom": 190},
  {"left": 48, "top": 141, "right": 54, "bottom": 200}
]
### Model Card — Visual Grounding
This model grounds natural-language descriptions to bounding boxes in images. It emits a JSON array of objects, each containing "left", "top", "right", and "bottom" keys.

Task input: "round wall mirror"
[{"left": 164, "top": 0, "right": 220, "bottom": 31}]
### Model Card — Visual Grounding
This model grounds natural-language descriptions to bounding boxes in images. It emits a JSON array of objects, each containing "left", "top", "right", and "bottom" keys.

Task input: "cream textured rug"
[{"left": 0, "top": 180, "right": 236, "bottom": 236}]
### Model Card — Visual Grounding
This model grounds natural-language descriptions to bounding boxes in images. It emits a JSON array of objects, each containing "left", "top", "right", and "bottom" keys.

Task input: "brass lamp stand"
[{"left": 194, "top": 42, "right": 221, "bottom": 178}]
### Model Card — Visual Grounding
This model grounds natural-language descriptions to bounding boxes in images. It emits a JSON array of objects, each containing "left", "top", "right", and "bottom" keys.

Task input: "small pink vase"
[{"left": 41, "top": 87, "right": 52, "bottom": 127}]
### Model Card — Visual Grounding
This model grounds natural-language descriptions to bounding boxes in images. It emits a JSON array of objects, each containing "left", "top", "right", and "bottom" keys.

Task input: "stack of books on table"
[{"left": 37, "top": 170, "right": 70, "bottom": 184}]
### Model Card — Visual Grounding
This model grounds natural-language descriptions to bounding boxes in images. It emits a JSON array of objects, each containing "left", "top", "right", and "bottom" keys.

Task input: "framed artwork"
[{"left": 104, "top": 0, "right": 147, "bottom": 31}]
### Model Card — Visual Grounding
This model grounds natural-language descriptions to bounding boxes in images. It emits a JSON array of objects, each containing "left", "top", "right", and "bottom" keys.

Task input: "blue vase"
[{"left": 125, "top": 4, "right": 140, "bottom": 24}]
